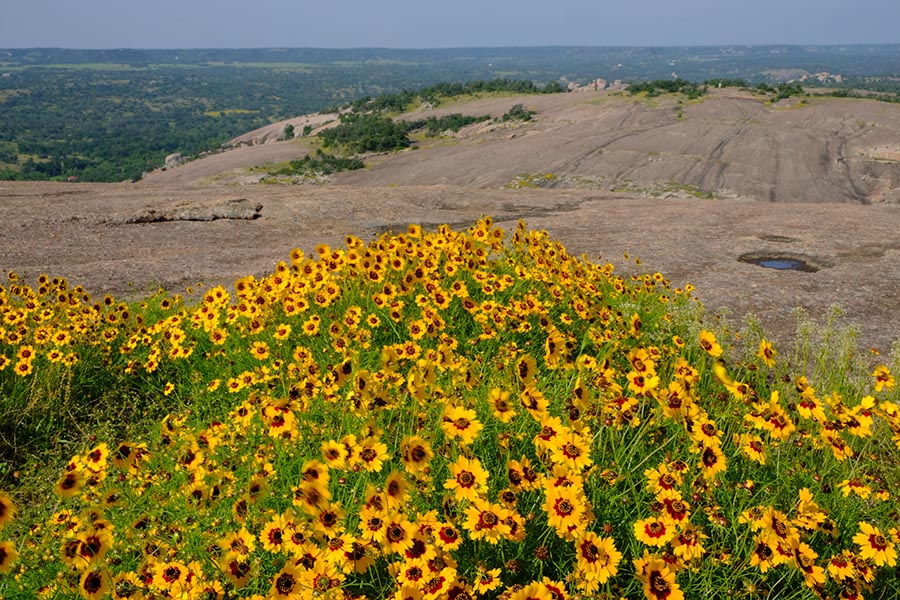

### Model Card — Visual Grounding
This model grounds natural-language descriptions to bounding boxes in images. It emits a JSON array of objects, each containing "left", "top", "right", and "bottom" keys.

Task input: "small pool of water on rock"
[
  {"left": 740, "top": 256, "right": 819, "bottom": 272},
  {"left": 760, "top": 259, "right": 807, "bottom": 270}
]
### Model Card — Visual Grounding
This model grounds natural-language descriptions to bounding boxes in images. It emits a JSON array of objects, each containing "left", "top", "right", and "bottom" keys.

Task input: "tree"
[
  {"left": 501, "top": 104, "right": 535, "bottom": 122},
  {"left": 282, "top": 124, "right": 295, "bottom": 140}
]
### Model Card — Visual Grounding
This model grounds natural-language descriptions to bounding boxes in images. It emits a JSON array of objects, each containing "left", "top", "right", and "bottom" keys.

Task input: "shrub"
[
  {"left": 501, "top": 103, "right": 535, "bottom": 122},
  {"left": 319, "top": 113, "right": 411, "bottom": 153},
  {"left": 276, "top": 149, "right": 364, "bottom": 176},
  {"left": 406, "top": 113, "right": 491, "bottom": 136}
]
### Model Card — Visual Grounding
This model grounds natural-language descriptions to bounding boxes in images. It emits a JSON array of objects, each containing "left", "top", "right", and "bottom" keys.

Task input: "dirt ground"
[{"left": 2, "top": 181, "right": 899, "bottom": 354}]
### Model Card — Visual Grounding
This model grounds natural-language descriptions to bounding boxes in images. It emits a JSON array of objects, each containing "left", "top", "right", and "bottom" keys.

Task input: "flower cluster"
[{"left": 0, "top": 219, "right": 898, "bottom": 599}]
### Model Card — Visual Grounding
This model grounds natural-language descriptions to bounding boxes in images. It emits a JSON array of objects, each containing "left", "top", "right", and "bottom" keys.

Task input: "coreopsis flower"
[
  {"left": 441, "top": 405, "right": 483, "bottom": 445},
  {"left": 419, "top": 566, "right": 456, "bottom": 600},
  {"left": 83, "top": 443, "right": 110, "bottom": 473},
  {"left": 839, "top": 479, "right": 872, "bottom": 500},
  {"left": 634, "top": 516, "right": 678, "bottom": 547},
  {"left": 794, "top": 488, "right": 827, "bottom": 531},
  {"left": 220, "top": 527, "right": 257, "bottom": 558},
  {"left": 296, "top": 459, "right": 328, "bottom": 488},
  {"left": 507, "top": 582, "right": 553, "bottom": 600},
  {"left": 574, "top": 532, "right": 621, "bottom": 587},
  {"left": 382, "top": 514, "right": 417, "bottom": 554},
  {"left": 690, "top": 418, "right": 723, "bottom": 449},
  {"left": 357, "top": 437, "right": 389, "bottom": 473},
  {"left": 628, "top": 348, "right": 657, "bottom": 375},
  {"left": 873, "top": 365, "right": 896, "bottom": 392},
  {"left": 79, "top": 568, "right": 112, "bottom": 600},
  {"left": 826, "top": 550, "right": 856, "bottom": 583},
  {"left": 400, "top": 435, "right": 434, "bottom": 474},
  {"left": 383, "top": 471, "right": 411, "bottom": 511},
  {"left": 627, "top": 369, "right": 660, "bottom": 396},
  {"left": 13, "top": 357, "right": 33, "bottom": 377},
  {"left": 853, "top": 522, "right": 897, "bottom": 567},
  {"left": 843, "top": 397, "right": 874, "bottom": 438},
  {"left": 672, "top": 358, "right": 699, "bottom": 384},
  {"left": 761, "top": 507, "right": 798, "bottom": 543},
  {"left": 644, "top": 463, "right": 683, "bottom": 496},
  {"left": 498, "top": 487, "right": 518, "bottom": 508},
  {"left": 312, "top": 503, "right": 346, "bottom": 538},
  {"left": 506, "top": 457, "right": 541, "bottom": 492},
  {"left": 358, "top": 504, "right": 388, "bottom": 544},
  {"left": 289, "top": 540, "right": 321, "bottom": 572},
  {"left": 520, "top": 382, "right": 550, "bottom": 418},
  {"left": 292, "top": 480, "right": 332, "bottom": 516},
  {"left": 698, "top": 443, "right": 727, "bottom": 481},
  {"left": 0, "top": 540, "right": 17, "bottom": 574},
  {"left": 539, "top": 578, "right": 568, "bottom": 600},
  {"left": 792, "top": 541, "right": 826, "bottom": 587},
  {"left": 472, "top": 566, "right": 502, "bottom": 594},
  {"left": 672, "top": 523, "right": 707, "bottom": 562},
  {"left": 516, "top": 354, "right": 537, "bottom": 384},
  {"left": 658, "top": 381, "right": 697, "bottom": 422},
  {"left": 321, "top": 439, "right": 349, "bottom": 470},
  {"left": 757, "top": 339, "right": 777, "bottom": 368},
  {"left": 699, "top": 330, "right": 723, "bottom": 358},
  {"left": 0, "top": 492, "right": 15, "bottom": 530},
  {"left": 269, "top": 564, "right": 304, "bottom": 599},
  {"left": 434, "top": 522, "right": 463, "bottom": 551},
  {"left": 749, "top": 533, "right": 781, "bottom": 573},
  {"left": 544, "top": 485, "right": 587, "bottom": 534},
  {"left": 634, "top": 554, "right": 684, "bottom": 600},
  {"left": 444, "top": 456, "right": 489, "bottom": 502},
  {"left": 796, "top": 387, "right": 826, "bottom": 422},
  {"left": 737, "top": 433, "right": 767, "bottom": 465},
  {"left": 463, "top": 499, "right": 511, "bottom": 544},
  {"left": 544, "top": 327, "right": 568, "bottom": 369},
  {"left": 111, "top": 572, "right": 144, "bottom": 600},
  {"left": 762, "top": 393, "right": 796, "bottom": 442},
  {"left": 548, "top": 431, "right": 593, "bottom": 471},
  {"left": 630, "top": 313, "right": 643, "bottom": 337},
  {"left": 155, "top": 561, "right": 191, "bottom": 597},
  {"left": 660, "top": 495, "right": 691, "bottom": 524},
  {"left": 503, "top": 510, "right": 528, "bottom": 543},
  {"left": 263, "top": 404, "right": 298, "bottom": 439},
  {"left": 713, "top": 362, "right": 748, "bottom": 399},
  {"left": 322, "top": 534, "right": 360, "bottom": 571},
  {"left": 820, "top": 429, "right": 854, "bottom": 462},
  {"left": 487, "top": 388, "right": 516, "bottom": 423},
  {"left": 261, "top": 513, "right": 291, "bottom": 553},
  {"left": 396, "top": 560, "right": 429, "bottom": 588},
  {"left": 74, "top": 527, "right": 114, "bottom": 569},
  {"left": 534, "top": 415, "right": 570, "bottom": 453},
  {"left": 54, "top": 469, "right": 84, "bottom": 498}
]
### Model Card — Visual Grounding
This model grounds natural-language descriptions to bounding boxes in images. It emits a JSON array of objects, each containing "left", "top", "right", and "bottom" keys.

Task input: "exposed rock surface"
[
  {"left": 164, "top": 153, "right": 184, "bottom": 170},
  {"left": 107, "top": 198, "right": 262, "bottom": 224},
  {"left": 2, "top": 181, "right": 899, "bottom": 354},
  {"left": 142, "top": 89, "right": 900, "bottom": 205}
]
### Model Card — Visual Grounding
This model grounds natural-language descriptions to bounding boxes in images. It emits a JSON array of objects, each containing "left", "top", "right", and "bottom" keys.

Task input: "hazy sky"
[{"left": 3, "top": 0, "right": 899, "bottom": 49}]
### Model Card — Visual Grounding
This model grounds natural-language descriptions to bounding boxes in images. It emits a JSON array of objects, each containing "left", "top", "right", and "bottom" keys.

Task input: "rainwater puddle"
[{"left": 739, "top": 254, "right": 820, "bottom": 273}]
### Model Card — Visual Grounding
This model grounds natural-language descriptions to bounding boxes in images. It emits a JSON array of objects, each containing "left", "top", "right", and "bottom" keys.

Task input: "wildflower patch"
[{"left": 0, "top": 219, "right": 898, "bottom": 599}]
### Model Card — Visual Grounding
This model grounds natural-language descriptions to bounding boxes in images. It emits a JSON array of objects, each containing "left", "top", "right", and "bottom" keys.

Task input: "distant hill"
[
  {"left": 4, "top": 46, "right": 900, "bottom": 183},
  {"left": 143, "top": 86, "right": 900, "bottom": 204}
]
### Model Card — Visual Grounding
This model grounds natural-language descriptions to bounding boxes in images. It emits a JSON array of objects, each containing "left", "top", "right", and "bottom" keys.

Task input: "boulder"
[{"left": 164, "top": 153, "right": 184, "bottom": 170}]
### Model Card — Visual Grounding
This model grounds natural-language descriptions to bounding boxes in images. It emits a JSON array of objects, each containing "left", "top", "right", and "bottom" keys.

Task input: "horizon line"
[{"left": 4, "top": 42, "right": 900, "bottom": 52}]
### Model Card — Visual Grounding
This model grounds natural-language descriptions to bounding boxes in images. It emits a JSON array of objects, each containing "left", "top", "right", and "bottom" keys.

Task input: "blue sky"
[{"left": 3, "top": 0, "right": 899, "bottom": 48}]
